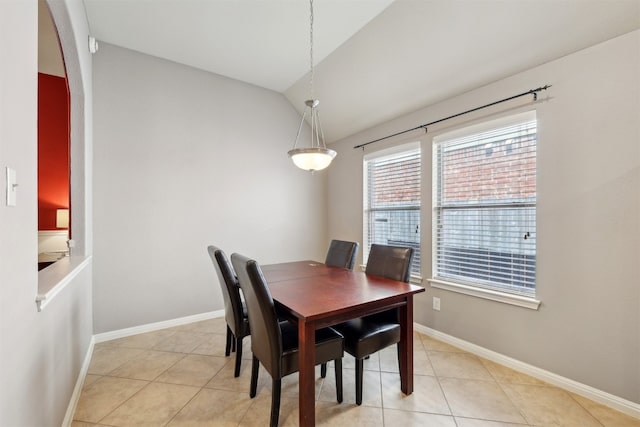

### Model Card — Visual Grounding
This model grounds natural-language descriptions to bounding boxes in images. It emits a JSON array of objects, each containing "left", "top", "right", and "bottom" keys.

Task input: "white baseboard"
[
  {"left": 94, "top": 310, "right": 224, "bottom": 343},
  {"left": 414, "top": 323, "right": 640, "bottom": 420},
  {"left": 62, "top": 335, "right": 95, "bottom": 427},
  {"left": 66, "top": 315, "right": 639, "bottom": 422}
]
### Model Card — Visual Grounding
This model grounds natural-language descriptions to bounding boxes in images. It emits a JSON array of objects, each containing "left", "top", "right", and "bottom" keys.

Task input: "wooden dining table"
[{"left": 261, "top": 260, "right": 425, "bottom": 426}]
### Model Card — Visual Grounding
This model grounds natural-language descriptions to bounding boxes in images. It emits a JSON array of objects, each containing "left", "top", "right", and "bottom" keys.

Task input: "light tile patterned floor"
[{"left": 72, "top": 318, "right": 640, "bottom": 426}]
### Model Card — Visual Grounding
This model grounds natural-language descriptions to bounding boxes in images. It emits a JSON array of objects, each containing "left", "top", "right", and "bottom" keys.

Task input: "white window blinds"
[
  {"left": 434, "top": 114, "right": 537, "bottom": 295},
  {"left": 364, "top": 146, "right": 421, "bottom": 276}
]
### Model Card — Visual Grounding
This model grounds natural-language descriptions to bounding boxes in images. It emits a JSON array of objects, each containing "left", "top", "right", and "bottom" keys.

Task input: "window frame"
[{"left": 429, "top": 111, "right": 540, "bottom": 310}]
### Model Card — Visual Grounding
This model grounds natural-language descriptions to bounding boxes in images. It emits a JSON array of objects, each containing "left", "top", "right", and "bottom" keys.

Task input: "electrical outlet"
[{"left": 433, "top": 296, "right": 441, "bottom": 311}]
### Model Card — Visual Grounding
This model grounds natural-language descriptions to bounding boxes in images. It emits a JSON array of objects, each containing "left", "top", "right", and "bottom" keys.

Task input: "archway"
[{"left": 37, "top": 0, "right": 70, "bottom": 270}]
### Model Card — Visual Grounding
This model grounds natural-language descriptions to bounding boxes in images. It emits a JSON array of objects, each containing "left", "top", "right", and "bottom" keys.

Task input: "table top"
[{"left": 262, "top": 260, "right": 424, "bottom": 323}]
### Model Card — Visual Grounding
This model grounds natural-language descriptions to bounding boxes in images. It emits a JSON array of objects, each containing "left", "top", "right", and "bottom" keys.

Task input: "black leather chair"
[
  {"left": 207, "top": 245, "right": 250, "bottom": 378},
  {"left": 332, "top": 244, "right": 414, "bottom": 405},
  {"left": 363, "top": 244, "right": 414, "bottom": 283},
  {"left": 231, "top": 253, "right": 344, "bottom": 427},
  {"left": 325, "top": 239, "right": 359, "bottom": 270},
  {"left": 321, "top": 239, "right": 360, "bottom": 376}
]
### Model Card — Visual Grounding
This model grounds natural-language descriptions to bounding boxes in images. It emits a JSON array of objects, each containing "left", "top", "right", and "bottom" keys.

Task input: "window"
[
  {"left": 433, "top": 112, "right": 536, "bottom": 297},
  {"left": 364, "top": 144, "right": 421, "bottom": 277}
]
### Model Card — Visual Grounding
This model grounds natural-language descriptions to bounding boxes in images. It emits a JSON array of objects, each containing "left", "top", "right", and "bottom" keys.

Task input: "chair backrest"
[
  {"left": 365, "top": 244, "right": 414, "bottom": 283},
  {"left": 325, "top": 239, "right": 359, "bottom": 270},
  {"left": 231, "top": 253, "right": 283, "bottom": 378},
  {"left": 207, "top": 245, "right": 244, "bottom": 335}
]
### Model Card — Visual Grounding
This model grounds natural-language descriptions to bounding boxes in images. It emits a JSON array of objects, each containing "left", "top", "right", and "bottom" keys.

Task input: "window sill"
[
  {"left": 428, "top": 277, "right": 540, "bottom": 310},
  {"left": 36, "top": 255, "right": 92, "bottom": 312}
]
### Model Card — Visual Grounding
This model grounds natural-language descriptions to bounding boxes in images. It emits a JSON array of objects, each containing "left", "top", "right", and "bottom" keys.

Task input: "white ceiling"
[
  {"left": 83, "top": 0, "right": 640, "bottom": 142},
  {"left": 83, "top": 0, "right": 393, "bottom": 92}
]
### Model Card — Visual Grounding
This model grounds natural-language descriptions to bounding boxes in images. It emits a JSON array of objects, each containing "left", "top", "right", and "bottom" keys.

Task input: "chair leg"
[
  {"left": 250, "top": 356, "right": 259, "bottom": 398},
  {"left": 334, "top": 358, "right": 343, "bottom": 403},
  {"left": 270, "top": 378, "right": 282, "bottom": 427},
  {"left": 320, "top": 362, "right": 327, "bottom": 378},
  {"left": 225, "top": 325, "right": 232, "bottom": 357},
  {"left": 355, "top": 358, "right": 364, "bottom": 405},
  {"left": 234, "top": 337, "right": 243, "bottom": 377}
]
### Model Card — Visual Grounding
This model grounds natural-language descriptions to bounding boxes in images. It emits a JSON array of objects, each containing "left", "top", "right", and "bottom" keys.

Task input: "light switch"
[{"left": 6, "top": 167, "right": 17, "bottom": 206}]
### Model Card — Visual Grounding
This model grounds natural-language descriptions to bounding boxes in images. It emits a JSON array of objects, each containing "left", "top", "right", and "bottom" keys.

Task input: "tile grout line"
[
  {"left": 423, "top": 342, "right": 456, "bottom": 423},
  {"left": 161, "top": 383, "right": 205, "bottom": 427},
  {"left": 564, "top": 391, "right": 607, "bottom": 427},
  {"left": 96, "top": 377, "right": 152, "bottom": 426},
  {"left": 481, "top": 359, "right": 533, "bottom": 426}
]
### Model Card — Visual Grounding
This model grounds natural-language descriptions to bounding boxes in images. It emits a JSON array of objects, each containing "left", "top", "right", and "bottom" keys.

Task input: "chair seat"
[
  {"left": 238, "top": 300, "right": 250, "bottom": 335},
  {"left": 280, "top": 321, "right": 344, "bottom": 376},
  {"left": 229, "top": 299, "right": 250, "bottom": 338},
  {"left": 333, "top": 317, "right": 400, "bottom": 359},
  {"left": 238, "top": 318, "right": 250, "bottom": 337}
]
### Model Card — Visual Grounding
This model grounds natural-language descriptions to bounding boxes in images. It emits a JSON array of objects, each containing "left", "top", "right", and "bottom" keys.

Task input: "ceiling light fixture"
[{"left": 288, "top": 0, "right": 336, "bottom": 173}]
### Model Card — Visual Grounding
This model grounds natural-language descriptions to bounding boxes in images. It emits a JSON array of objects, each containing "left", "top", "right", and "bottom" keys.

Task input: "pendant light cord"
[
  {"left": 309, "top": 0, "right": 315, "bottom": 100},
  {"left": 287, "top": 0, "right": 336, "bottom": 172}
]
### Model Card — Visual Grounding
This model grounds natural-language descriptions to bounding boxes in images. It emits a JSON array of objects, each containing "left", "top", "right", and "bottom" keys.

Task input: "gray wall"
[
  {"left": 327, "top": 31, "right": 640, "bottom": 403},
  {"left": 92, "top": 43, "right": 329, "bottom": 333},
  {"left": 0, "top": 0, "right": 94, "bottom": 426}
]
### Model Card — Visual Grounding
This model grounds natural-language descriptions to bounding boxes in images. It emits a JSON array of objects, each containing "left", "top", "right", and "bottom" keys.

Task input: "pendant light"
[{"left": 288, "top": 0, "right": 336, "bottom": 172}]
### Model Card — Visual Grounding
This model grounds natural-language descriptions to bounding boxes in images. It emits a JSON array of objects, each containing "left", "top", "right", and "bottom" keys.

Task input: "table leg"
[
  {"left": 298, "top": 319, "right": 316, "bottom": 426},
  {"left": 398, "top": 296, "right": 414, "bottom": 395}
]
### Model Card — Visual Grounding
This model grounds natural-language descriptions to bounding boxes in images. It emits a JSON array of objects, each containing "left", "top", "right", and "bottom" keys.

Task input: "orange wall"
[{"left": 38, "top": 73, "right": 70, "bottom": 230}]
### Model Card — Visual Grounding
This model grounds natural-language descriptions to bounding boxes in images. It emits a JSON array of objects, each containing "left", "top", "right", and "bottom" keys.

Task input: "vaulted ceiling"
[{"left": 84, "top": 0, "right": 640, "bottom": 142}]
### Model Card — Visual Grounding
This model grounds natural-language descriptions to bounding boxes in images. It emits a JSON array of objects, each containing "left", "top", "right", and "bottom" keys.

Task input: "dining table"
[{"left": 261, "top": 260, "right": 425, "bottom": 426}]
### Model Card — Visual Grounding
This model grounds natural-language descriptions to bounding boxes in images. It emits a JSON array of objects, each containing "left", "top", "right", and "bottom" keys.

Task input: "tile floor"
[{"left": 72, "top": 318, "right": 640, "bottom": 426}]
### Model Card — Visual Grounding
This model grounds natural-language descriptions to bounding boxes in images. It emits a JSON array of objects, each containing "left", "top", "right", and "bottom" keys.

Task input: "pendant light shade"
[
  {"left": 289, "top": 99, "right": 336, "bottom": 172},
  {"left": 289, "top": 147, "right": 336, "bottom": 171},
  {"left": 289, "top": 0, "right": 336, "bottom": 172}
]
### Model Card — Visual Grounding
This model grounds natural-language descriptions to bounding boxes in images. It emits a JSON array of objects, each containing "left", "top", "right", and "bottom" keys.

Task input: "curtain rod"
[{"left": 353, "top": 84, "right": 551, "bottom": 150}]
